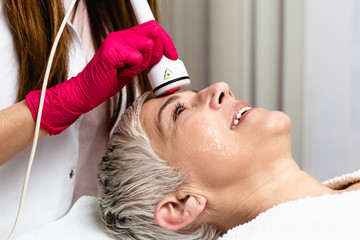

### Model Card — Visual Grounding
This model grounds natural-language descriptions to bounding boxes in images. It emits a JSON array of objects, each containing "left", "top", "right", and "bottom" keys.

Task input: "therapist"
[{"left": 0, "top": 0, "right": 177, "bottom": 237}]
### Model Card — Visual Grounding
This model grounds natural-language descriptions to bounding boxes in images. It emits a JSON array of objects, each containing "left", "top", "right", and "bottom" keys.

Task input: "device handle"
[
  {"left": 130, "top": 0, "right": 190, "bottom": 96},
  {"left": 130, "top": 0, "right": 155, "bottom": 24}
]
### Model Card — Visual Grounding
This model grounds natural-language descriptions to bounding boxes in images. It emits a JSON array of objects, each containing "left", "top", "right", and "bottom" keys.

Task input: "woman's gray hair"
[{"left": 98, "top": 92, "right": 220, "bottom": 240}]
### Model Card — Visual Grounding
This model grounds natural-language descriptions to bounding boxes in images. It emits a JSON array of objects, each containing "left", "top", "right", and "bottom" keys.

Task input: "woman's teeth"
[{"left": 232, "top": 107, "right": 251, "bottom": 129}]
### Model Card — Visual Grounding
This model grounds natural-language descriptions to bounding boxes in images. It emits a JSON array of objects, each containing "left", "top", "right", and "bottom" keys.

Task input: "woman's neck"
[{"left": 214, "top": 158, "right": 336, "bottom": 232}]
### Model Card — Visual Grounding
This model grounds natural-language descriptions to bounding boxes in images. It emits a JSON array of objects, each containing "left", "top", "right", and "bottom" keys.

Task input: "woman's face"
[{"left": 140, "top": 82, "right": 292, "bottom": 192}]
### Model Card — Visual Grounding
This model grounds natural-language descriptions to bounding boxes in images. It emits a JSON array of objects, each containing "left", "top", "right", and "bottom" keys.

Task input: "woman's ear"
[{"left": 154, "top": 193, "right": 206, "bottom": 231}]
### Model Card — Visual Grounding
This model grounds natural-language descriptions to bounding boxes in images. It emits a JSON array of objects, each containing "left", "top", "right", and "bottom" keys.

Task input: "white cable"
[{"left": 7, "top": 0, "right": 78, "bottom": 239}]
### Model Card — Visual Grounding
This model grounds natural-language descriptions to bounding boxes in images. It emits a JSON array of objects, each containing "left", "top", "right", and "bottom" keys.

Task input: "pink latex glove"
[{"left": 26, "top": 20, "right": 178, "bottom": 135}]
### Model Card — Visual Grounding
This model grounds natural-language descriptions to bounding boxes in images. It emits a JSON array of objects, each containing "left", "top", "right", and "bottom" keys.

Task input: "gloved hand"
[{"left": 26, "top": 20, "right": 178, "bottom": 135}]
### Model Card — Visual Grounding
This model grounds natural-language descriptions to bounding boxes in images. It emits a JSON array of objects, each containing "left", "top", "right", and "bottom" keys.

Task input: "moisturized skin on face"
[
  {"left": 140, "top": 83, "right": 345, "bottom": 232},
  {"left": 140, "top": 82, "right": 292, "bottom": 194}
]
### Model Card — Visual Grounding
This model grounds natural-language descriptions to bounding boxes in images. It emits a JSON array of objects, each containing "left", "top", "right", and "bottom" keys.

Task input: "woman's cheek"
[{"left": 177, "top": 120, "right": 239, "bottom": 188}]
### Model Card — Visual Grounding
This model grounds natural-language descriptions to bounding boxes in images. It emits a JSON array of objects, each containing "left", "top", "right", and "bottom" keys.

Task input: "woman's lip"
[{"left": 230, "top": 101, "right": 252, "bottom": 129}]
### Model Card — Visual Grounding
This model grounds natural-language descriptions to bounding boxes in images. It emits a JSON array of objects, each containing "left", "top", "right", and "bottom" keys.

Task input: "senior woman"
[{"left": 98, "top": 82, "right": 360, "bottom": 240}]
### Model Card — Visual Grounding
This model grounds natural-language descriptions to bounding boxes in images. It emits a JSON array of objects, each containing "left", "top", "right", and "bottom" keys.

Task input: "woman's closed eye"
[{"left": 172, "top": 102, "right": 187, "bottom": 122}]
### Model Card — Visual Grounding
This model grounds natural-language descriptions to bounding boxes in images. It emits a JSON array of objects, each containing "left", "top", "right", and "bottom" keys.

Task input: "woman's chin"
[{"left": 263, "top": 111, "right": 291, "bottom": 135}]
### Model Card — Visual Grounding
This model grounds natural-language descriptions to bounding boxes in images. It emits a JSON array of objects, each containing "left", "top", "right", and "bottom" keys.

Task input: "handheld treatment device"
[{"left": 130, "top": 0, "right": 190, "bottom": 96}]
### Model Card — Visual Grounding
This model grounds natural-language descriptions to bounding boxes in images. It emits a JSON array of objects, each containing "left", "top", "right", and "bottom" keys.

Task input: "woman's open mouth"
[{"left": 232, "top": 106, "right": 251, "bottom": 129}]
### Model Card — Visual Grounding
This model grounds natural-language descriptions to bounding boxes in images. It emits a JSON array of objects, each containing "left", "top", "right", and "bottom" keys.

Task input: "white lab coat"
[{"left": 0, "top": 1, "right": 94, "bottom": 238}]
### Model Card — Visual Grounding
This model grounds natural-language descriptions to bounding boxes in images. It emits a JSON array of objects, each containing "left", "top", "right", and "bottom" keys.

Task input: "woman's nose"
[{"left": 198, "top": 82, "right": 233, "bottom": 110}]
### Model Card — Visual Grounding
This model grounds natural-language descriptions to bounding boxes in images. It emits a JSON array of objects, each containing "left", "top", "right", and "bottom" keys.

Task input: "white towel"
[
  {"left": 15, "top": 196, "right": 114, "bottom": 240},
  {"left": 219, "top": 170, "right": 360, "bottom": 240}
]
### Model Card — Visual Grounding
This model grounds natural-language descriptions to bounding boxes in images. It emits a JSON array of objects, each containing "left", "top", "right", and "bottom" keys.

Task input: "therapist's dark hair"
[{"left": 3, "top": 0, "right": 156, "bottom": 130}]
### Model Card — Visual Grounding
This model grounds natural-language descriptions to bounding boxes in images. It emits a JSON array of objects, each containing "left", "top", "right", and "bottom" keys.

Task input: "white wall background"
[
  {"left": 158, "top": 0, "right": 360, "bottom": 181},
  {"left": 303, "top": 0, "right": 360, "bottom": 181}
]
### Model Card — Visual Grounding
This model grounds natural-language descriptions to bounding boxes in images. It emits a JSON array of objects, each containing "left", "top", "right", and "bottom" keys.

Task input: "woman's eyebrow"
[{"left": 157, "top": 95, "right": 181, "bottom": 131}]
